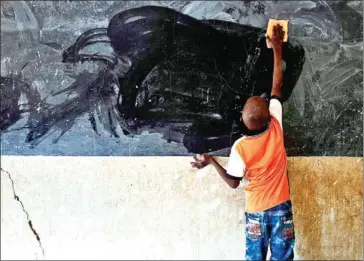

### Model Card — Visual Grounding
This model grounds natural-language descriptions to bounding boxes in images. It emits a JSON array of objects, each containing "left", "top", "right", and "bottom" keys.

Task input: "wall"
[
  {"left": 1, "top": 2, "right": 362, "bottom": 260},
  {"left": 1, "top": 156, "right": 362, "bottom": 260}
]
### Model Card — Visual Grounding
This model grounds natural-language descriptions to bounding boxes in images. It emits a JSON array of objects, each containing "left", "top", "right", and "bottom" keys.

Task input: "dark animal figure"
[{"left": 1, "top": 6, "right": 305, "bottom": 153}]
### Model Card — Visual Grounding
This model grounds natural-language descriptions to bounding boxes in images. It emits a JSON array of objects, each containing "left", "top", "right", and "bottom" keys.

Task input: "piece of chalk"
[{"left": 265, "top": 19, "right": 289, "bottom": 48}]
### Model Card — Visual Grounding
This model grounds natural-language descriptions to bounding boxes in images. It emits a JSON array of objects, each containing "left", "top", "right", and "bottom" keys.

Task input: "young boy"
[{"left": 190, "top": 24, "right": 295, "bottom": 261}]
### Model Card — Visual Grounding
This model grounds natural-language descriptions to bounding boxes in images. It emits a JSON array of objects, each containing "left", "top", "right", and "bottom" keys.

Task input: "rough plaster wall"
[{"left": 1, "top": 157, "right": 362, "bottom": 260}]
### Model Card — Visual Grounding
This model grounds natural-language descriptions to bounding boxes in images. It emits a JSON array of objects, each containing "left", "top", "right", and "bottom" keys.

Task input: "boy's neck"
[{"left": 244, "top": 123, "right": 269, "bottom": 137}]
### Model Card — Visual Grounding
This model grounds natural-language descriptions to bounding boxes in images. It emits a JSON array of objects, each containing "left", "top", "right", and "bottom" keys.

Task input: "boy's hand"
[
  {"left": 190, "top": 154, "right": 212, "bottom": 169},
  {"left": 266, "top": 24, "right": 285, "bottom": 50}
]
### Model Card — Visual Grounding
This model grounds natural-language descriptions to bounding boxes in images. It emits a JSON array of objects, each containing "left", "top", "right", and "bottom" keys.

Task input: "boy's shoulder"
[{"left": 231, "top": 135, "right": 247, "bottom": 150}]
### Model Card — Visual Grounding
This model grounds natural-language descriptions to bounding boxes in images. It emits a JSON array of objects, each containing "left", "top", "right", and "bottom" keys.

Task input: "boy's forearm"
[
  {"left": 210, "top": 157, "right": 240, "bottom": 189},
  {"left": 271, "top": 48, "right": 283, "bottom": 98}
]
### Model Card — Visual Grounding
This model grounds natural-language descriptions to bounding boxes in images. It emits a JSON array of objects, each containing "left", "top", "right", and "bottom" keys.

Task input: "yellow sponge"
[{"left": 266, "top": 19, "right": 288, "bottom": 48}]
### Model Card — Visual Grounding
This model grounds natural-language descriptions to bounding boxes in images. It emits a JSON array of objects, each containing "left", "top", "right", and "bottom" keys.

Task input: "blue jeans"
[{"left": 245, "top": 200, "right": 295, "bottom": 261}]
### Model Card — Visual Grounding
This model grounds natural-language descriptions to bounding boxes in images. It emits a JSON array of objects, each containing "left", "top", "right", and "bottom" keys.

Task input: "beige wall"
[{"left": 1, "top": 156, "right": 362, "bottom": 260}]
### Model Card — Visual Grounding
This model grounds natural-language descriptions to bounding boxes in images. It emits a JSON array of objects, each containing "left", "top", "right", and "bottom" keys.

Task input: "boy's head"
[{"left": 241, "top": 96, "right": 270, "bottom": 131}]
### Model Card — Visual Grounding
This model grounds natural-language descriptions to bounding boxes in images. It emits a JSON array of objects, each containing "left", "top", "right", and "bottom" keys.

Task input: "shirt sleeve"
[
  {"left": 226, "top": 145, "right": 246, "bottom": 180},
  {"left": 269, "top": 97, "right": 283, "bottom": 130}
]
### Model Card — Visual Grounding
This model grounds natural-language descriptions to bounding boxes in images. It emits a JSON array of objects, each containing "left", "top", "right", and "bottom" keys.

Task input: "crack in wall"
[{"left": 1, "top": 167, "right": 46, "bottom": 259}]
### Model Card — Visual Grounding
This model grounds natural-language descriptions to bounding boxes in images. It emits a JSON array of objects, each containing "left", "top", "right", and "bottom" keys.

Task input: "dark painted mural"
[{"left": 1, "top": 1, "right": 362, "bottom": 156}]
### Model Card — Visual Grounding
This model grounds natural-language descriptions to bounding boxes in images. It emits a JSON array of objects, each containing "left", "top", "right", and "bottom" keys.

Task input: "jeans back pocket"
[
  {"left": 280, "top": 213, "right": 295, "bottom": 241},
  {"left": 246, "top": 213, "right": 264, "bottom": 240}
]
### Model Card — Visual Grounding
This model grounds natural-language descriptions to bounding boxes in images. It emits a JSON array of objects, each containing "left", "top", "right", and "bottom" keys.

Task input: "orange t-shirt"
[{"left": 226, "top": 98, "right": 290, "bottom": 213}]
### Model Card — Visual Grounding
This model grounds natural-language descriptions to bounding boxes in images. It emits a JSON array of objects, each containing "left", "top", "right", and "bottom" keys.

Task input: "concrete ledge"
[{"left": 1, "top": 156, "right": 362, "bottom": 260}]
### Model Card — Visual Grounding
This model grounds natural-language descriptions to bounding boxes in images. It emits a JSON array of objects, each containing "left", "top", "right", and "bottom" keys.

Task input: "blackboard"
[{"left": 1, "top": 1, "right": 362, "bottom": 156}]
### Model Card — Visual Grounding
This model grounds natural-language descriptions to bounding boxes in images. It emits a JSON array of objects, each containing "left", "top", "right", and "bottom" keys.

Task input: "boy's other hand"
[{"left": 190, "top": 154, "right": 212, "bottom": 169}]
